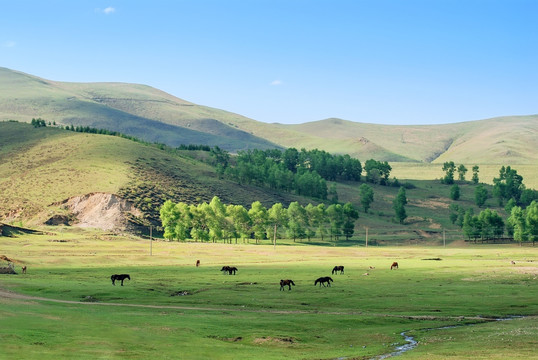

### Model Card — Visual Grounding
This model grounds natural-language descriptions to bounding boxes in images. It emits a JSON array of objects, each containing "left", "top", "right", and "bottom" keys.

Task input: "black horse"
[
  {"left": 111, "top": 274, "right": 130, "bottom": 286},
  {"left": 280, "top": 279, "right": 295, "bottom": 291},
  {"left": 221, "top": 266, "right": 238, "bottom": 275},
  {"left": 332, "top": 266, "right": 344, "bottom": 274},
  {"left": 314, "top": 276, "right": 333, "bottom": 287}
]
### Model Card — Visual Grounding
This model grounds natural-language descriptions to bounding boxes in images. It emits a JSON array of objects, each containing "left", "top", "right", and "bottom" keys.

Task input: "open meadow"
[{"left": 1, "top": 230, "right": 537, "bottom": 359}]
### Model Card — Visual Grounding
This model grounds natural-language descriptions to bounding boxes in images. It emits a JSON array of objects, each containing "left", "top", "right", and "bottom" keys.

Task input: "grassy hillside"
[
  {"left": 0, "top": 122, "right": 299, "bottom": 226},
  {"left": 0, "top": 67, "right": 280, "bottom": 152},
  {"left": 2, "top": 121, "right": 527, "bottom": 244},
  {"left": 255, "top": 116, "right": 538, "bottom": 164},
  {"left": 2, "top": 67, "right": 537, "bottom": 167}
]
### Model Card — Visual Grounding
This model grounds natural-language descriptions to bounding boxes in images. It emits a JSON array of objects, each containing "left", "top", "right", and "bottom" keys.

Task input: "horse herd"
[{"left": 110, "top": 262, "right": 400, "bottom": 290}]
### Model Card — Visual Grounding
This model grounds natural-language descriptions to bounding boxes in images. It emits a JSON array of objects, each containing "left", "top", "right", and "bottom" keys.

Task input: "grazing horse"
[
  {"left": 332, "top": 265, "right": 344, "bottom": 274},
  {"left": 111, "top": 274, "right": 130, "bottom": 286},
  {"left": 22, "top": 266, "right": 27, "bottom": 274},
  {"left": 390, "top": 262, "right": 399, "bottom": 270},
  {"left": 221, "top": 266, "right": 237, "bottom": 275},
  {"left": 280, "top": 279, "right": 295, "bottom": 291},
  {"left": 314, "top": 276, "right": 333, "bottom": 287},
  {"left": 196, "top": 260, "right": 200, "bottom": 267}
]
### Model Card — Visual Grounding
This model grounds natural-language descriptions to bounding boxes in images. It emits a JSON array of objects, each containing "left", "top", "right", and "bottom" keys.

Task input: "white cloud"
[
  {"left": 3, "top": 41, "right": 16, "bottom": 48},
  {"left": 103, "top": 7, "right": 116, "bottom": 15},
  {"left": 270, "top": 80, "right": 282, "bottom": 86}
]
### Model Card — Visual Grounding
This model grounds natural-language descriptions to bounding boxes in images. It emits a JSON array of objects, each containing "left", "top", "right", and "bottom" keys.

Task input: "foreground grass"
[{"left": 0, "top": 231, "right": 537, "bottom": 359}]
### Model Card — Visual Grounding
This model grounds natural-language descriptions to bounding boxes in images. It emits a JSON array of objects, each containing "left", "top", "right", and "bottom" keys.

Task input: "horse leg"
[{"left": 121, "top": 279, "right": 124, "bottom": 286}]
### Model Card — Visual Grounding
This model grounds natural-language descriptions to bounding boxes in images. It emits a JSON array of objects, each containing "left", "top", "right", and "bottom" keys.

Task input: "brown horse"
[
  {"left": 111, "top": 274, "right": 130, "bottom": 286},
  {"left": 280, "top": 279, "right": 295, "bottom": 291},
  {"left": 22, "top": 266, "right": 27, "bottom": 274},
  {"left": 315, "top": 276, "right": 333, "bottom": 287},
  {"left": 390, "top": 262, "right": 399, "bottom": 270},
  {"left": 332, "top": 266, "right": 344, "bottom": 274},
  {"left": 196, "top": 260, "right": 200, "bottom": 267}
]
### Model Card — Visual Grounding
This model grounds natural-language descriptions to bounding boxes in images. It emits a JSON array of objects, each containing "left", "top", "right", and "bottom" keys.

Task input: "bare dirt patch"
[
  {"left": 253, "top": 336, "right": 296, "bottom": 345},
  {"left": 52, "top": 192, "right": 142, "bottom": 231}
]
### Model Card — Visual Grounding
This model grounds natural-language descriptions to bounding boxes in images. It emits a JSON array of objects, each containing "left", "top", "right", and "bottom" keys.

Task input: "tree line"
[
  {"left": 445, "top": 162, "right": 538, "bottom": 244},
  {"left": 452, "top": 200, "right": 538, "bottom": 244},
  {"left": 212, "top": 148, "right": 396, "bottom": 199},
  {"left": 159, "top": 196, "right": 360, "bottom": 243}
]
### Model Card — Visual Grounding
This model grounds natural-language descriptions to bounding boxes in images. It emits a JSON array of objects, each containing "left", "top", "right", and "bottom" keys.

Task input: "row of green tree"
[
  {"left": 159, "top": 196, "right": 360, "bottom": 243},
  {"left": 213, "top": 148, "right": 395, "bottom": 199},
  {"left": 443, "top": 163, "right": 537, "bottom": 207},
  {"left": 449, "top": 200, "right": 538, "bottom": 243}
]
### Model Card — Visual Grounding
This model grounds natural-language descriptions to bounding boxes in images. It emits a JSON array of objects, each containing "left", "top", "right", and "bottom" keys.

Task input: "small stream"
[{"left": 369, "top": 316, "right": 525, "bottom": 360}]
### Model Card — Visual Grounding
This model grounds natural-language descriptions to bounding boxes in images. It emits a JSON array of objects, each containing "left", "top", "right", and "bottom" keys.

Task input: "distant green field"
[
  {"left": 391, "top": 162, "right": 538, "bottom": 190},
  {"left": 0, "top": 231, "right": 537, "bottom": 359}
]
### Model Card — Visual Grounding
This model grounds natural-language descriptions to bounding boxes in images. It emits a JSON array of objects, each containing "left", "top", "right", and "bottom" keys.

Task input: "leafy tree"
[
  {"left": 190, "top": 203, "right": 210, "bottom": 242},
  {"left": 509, "top": 200, "right": 538, "bottom": 245},
  {"left": 160, "top": 200, "right": 180, "bottom": 240},
  {"left": 342, "top": 202, "right": 359, "bottom": 240},
  {"left": 493, "top": 166, "right": 524, "bottom": 205},
  {"left": 249, "top": 201, "right": 268, "bottom": 243},
  {"left": 508, "top": 206, "right": 527, "bottom": 245},
  {"left": 393, "top": 187, "right": 408, "bottom": 224},
  {"left": 520, "top": 189, "right": 538, "bottom": 207},
  {"left": 267, "top": 203, "right": 288, "bottom": 245},
  {"left": 358, "top": 183, "right": 374, "bottom": 212},
  {"left": 160, "top": 200, "right": 192, "bottom": 241},
  {"left": 326, "top": 204, "right": 344, "bottom": 241},
  {"left": 286, "top": 202, "right": 307, "bottom": 241},
  {"left": 526, "top": 200, "right": 538, "bottom": 244},
  {"left": 462, "top": 208, "right": 480, "bottom": 240},
  {"left": 283, "top": 148, "right": 299, "bottom": 173},
  {"left": 504, "top": 198, "right": 517, "bottom": 215},
  {"left": 475, "top": 184, "right": 488, "bottom": 207},
  {"left": 364, "top": 159, "right": 391, "bottom": 185},
  {"left": 441, "top": 161, "right": 455, "bottom": 184},
  {"left": 208, "top": 196, "right": 226, "bottom": 242},
  {"left": 472, "top": 165, "right": 480, "bottom": 184},
  {"left": 228, "top": 204, "right": 251, "bottom": 243},
  {"left": 450, "top": 184, "right": 460, "bottom": 200},
  {"left": 311, "top": 203, "right": 328, "bottom": 240},
  {"left": 457, "top": 164, "right": 468, "bottom": 181},
  {"left": 477, "top": 208, "right": 504, "bottom": 239}
]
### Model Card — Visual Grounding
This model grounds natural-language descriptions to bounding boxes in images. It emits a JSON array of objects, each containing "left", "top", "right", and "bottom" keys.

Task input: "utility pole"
[
  {"left": 365, "top": 227, "right": 368, "bottom": 248},
  {"left": 443, "top": 229, "right": 446, "bottom": 248}
]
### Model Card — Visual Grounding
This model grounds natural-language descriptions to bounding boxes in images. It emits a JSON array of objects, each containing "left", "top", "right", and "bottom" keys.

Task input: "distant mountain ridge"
[{"left": 1, "top": 67, "right": 537, "bottom": 164}]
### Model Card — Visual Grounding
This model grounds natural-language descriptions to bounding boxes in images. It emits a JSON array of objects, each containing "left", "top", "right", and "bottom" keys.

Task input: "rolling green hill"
[
  {"left": 2, "top": 67, "right": 537, "bottom": 166},
  {"left": 0, "top": 122, "right": 300, "bottom": 228},
  {"left": 3, "top": 121, "right": 527, "bottom": 244},
  {"left": 0, "top": 67, "right": 280, "bottom": 152}
]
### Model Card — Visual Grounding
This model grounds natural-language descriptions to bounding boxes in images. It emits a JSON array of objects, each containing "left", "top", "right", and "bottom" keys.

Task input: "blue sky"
[{"left": 1, "top": 0, "right": 537, "bottom": 125}]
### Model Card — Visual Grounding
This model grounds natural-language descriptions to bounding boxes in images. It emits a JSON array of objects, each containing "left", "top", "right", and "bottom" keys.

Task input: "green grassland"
[{"left": 0, "top": 232, "right": 537, "bottom": 359}]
